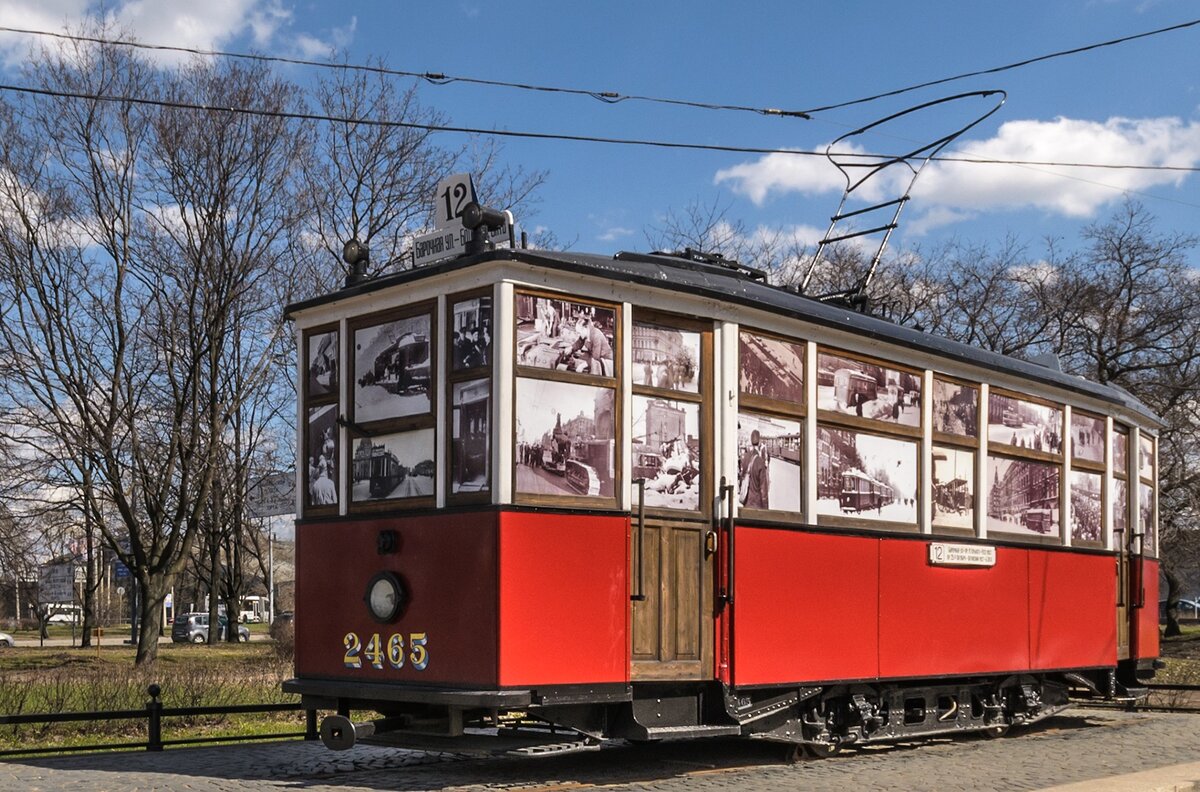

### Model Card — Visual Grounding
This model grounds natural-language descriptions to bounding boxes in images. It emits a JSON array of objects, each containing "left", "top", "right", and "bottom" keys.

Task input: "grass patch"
[{"left": 0, "top": 643, "right": 299, "bottom": 752}]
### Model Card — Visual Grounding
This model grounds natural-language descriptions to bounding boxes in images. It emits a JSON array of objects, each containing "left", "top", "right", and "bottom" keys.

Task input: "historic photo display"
[
  {"left": 932, "top": 378, "right": 978, "bottom": 437},
  {"left": 931, "top": 445, "right": 974, "bottom": 530},
  {"left": 1070, "top": 470, "right": 1102, "bottom": 543},
  {"left": 307, "top": 329, "right": 338, "bottom": 399},
  {"left": 306, "top": 404, "right": 338, "bottom": 508},
  {"left": 631, "top": 396, "right": 701, "bottom": 510},
  {"left": 817, "top": 426, "right": 917, "bottom": 523},
  {"left": 817, "top": 352, "right": 920, "bottom": 427},
  {"left": 737, "top": 412, "right": 802, "bottom": 513},
  {"left": 351, "top": 428, "right": 435, "bottom": 502},
  {"left": 739, "top": 331, "right": 804, "bottom": 405},
  {"left": 451, "top": 378, "right": 490, "bottom": 494},
  {"left": 451, "top": 295, "right": 492, "bottom": 371},
  {"left": 353, "top": 313, "right": 432, "bottom": 423},
  {"left": 515, "top": 295, "right": 615, "bottom": 377},
  {"left": 987, "top": 456, "right": 1060, "bottom": 538},
  {"left": 988, "top": 393, "right": 1062, "bottom": 454},
  {"left": 1071, "top": 412, "right": 1105, "bottom": 464},
  {"left": 515, "top": 377, "right": 615, "bottom": 499},
  {"left": 632, "top": 322, "right": 700, "bottom": 393},
  {"left": 1140, "top": 482, "right": 1155, "bottom": 555}
]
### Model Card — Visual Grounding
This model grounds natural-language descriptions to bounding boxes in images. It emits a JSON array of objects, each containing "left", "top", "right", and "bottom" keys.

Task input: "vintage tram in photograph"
[{"left": 284, "top": 208, "right": 1161, "bottom": 759}]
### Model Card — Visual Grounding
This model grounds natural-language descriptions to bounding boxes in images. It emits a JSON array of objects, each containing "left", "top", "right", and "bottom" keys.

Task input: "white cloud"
[
  {"left": 715, "top": 115, "right": 1200, "bottom": 228},
  {"left": 597, "top": 226, "right": 633, "bottom": 242}
]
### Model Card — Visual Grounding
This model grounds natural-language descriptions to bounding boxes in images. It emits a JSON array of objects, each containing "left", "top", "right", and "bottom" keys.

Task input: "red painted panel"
[
  {"left": 497, "top": 511, "right": 628, "bottom": 686},
  {"left": 294, "top": 512, "right": 498, "bottom": 686},
  {"left": 733, "top": 528, "right": 879, "bottom": 685},
  {"left": 1132, "top": 558, "right": 1161, "bottom": 659},
  {"left": 1028, "top": 551, "right": 1116, "bottom": 668},
  {"left": 879, "top": 540, "right": 1030, "bottom": 677}
]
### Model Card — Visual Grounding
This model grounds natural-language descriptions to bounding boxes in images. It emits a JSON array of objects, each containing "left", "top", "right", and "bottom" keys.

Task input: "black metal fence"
[{"left": 0, "top": 684, "right": 318, "bottom": 757}]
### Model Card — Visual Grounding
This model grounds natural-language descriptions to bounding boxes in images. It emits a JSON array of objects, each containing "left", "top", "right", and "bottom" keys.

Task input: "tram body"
[{"left": 285, "top": 244, "right": 1161, "bottom": 757}]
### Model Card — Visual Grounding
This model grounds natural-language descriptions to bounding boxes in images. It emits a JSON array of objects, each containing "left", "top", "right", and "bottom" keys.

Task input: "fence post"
[
  {"left": 305, "top": 709, "right": 319, "bottom": 741},
  {"left": 146, "top": 684, "right": 163, "bottom": 752}
]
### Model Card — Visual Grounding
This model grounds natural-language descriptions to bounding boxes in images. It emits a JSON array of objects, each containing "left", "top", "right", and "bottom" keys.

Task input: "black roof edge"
[{"left": 283, "top": 248, "right": 1161, "bottom": 428}]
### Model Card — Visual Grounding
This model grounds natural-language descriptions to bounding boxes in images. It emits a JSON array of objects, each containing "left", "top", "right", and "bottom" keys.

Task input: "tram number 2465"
[{"left": 343, "top": 631, "right": 429, "bottom": 671}]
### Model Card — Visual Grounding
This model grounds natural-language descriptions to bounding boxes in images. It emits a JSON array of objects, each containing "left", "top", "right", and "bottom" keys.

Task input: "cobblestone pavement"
[{"left": 2, "top": 708, "right": 1199, "bottom": 792}]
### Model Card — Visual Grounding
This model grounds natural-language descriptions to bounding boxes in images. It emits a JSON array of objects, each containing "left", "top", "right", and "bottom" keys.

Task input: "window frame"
[{"left": 445, "top": 288, "right": 493, "bottom": 506}]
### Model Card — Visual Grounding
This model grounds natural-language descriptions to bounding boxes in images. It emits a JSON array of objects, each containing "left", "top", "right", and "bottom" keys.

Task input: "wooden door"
[{"left": 631, "top": 517, "right": 714, "bottom": 679}]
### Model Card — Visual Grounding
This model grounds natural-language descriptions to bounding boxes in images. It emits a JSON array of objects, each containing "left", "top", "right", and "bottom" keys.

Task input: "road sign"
[
  {"left": 38, "top": 562, "right": 75, "bottom": 604},
  {"left": 113, "top": 559, "right": 131, "bottom": 579}
]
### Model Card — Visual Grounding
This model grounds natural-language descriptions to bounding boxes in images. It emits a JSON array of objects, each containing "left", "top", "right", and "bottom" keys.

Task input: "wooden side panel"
[
  {"left": 1029, "top": 551, "right": 1117, "bottom": 668},
  {"left": 670, "top": 527, "right": 703, "bottom": 663},
  {"left": 631, "top": 525, "right": 662, "bottom": 661},
  {"left": 497, "top": 510, "right": 629, "bottom": 686},
  {"left": 293, "top": 512, "right": 498, "bottom": 686}
]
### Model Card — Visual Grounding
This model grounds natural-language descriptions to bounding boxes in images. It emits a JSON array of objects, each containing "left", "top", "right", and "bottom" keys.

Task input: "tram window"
[
  {"left": 932, "top": 378, "right": 978, "bottom": 439},
  {"left": 1112, "top": 425, "right": 1129, "bottom": 474},
  {"left": 450, "top": 295, "right": 492, "bottom": 372},
  {"left": 1069, "top": 470, "right": 1102, "bottom": 545},
  {"left": 987, "top": 393, "right": 1062, "bottom": 457},
  {"left": 816, "top": 425, "right": 917, "bottom": 526},
  {"left": 631, "top": 396, "right": 701, "bottom": 510},
  {"left": 1138, "top": 436, "right": 1154, "bottom": 480},
  {"left": 515, "top": 377, "right": 616, "bottom": 501},
  {"left": 351, "top": 308, "right": 434, "bottom": 425},
  {"left": 736, "top": 412, "right": 802, "bottom": 515},
  {"left": 739, "top": 330, "right": 804, "bottom": 407},
  {"left": 515, "top": 295, "right": 615, "bottom": 378},
  {"left": 350, "top": 428, "right": 435, "bottom": 503},
  {"left": 817, "top": 351, "right": 920, "bottom": 429},
  {"left": 1112, "top": 479, "right": 1129, "bottom": 538},
  {"left": 305, "top": 328, "right": 339, "bottom": 402},
  {"left": 931, "top": 445, "right": 974, "bottom": 532},
  {"left": 1070, "top": 412, "right": 1105, "bottom": 465},
  {"left": 305, "top": 404, "right": 339, "bottom": 510},
  {"left": 451, "top": 378, "right": 490, "bottom": 495},
  {"left": 986, "top": 456, "right": 1061, "bottom": 543},
  {"left": 1139, "top": 482, "right": 1156, "bottom": 557},
  {"left": 631, "top": 322, "right": 700, "bottom": 394}
]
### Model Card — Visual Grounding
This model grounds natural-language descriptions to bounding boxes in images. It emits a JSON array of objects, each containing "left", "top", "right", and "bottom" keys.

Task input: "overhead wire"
[{"left": 0, "top": 81, "right": 1197, "bottom": 175}]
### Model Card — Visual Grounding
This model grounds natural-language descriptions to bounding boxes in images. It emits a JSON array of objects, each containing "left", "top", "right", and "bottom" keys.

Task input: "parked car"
[
  {"left": 171, "top": 612, "right": 250, "bottom": 643},
  {"left": 0, "top": 631, "right": 13, "bottom": 647}
]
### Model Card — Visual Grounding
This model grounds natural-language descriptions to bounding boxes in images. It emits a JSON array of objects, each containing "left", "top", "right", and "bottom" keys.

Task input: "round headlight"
[{"left": 364, "top": 572, "right": 407, "bottom": 623}]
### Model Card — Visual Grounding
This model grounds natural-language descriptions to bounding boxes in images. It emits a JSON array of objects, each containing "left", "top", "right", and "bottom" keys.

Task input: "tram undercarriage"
[{"left": 305, "top": 669, "right": 1131, "bottom": 758}]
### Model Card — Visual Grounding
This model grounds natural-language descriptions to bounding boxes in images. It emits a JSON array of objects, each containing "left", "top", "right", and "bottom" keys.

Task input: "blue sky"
[{"left": 1, "top": 0, "right": 1198, "bottom": 264}]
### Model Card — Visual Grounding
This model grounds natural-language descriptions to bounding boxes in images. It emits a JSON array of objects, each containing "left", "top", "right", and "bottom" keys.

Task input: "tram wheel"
[
  {"left": 981, "top": 724, "right": 1010, "bottom": 738},
  {"left": 805, "top": 741, "right": 842, "bottom": 759}
]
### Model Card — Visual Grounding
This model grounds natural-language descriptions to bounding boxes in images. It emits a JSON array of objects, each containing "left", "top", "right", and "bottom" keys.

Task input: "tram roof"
[{"left": 285, "top": 247, "right": 1161, "bottom": 428}]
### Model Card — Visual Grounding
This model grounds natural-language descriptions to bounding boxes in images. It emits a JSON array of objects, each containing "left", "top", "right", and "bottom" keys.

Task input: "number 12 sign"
[{"left": 435, "top": 173, "right": 478, "bottom": 229}]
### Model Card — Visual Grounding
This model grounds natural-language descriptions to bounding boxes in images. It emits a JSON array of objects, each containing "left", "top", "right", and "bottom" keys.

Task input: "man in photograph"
[
  {"left": 740, "top": 430, "right": 770, "bottom": 509},
  {"left": 576, "top": 316, "right": 612, "bottom": 376}
]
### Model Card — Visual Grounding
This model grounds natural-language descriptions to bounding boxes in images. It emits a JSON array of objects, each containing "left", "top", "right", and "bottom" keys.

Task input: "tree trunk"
[
  {"left": 135, "top": 574, "right": 168, "bottom": 665},
  {"left": 79, "top": 513, "right": 95, "bottom": 649},
  {"left": 1163, "top": 563, "right": 1183, "bottom": 638}
]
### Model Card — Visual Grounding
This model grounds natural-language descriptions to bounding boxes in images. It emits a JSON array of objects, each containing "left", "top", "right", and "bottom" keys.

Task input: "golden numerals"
[{"left": 343, "top": 631, "right": 429, "bottom": 671}]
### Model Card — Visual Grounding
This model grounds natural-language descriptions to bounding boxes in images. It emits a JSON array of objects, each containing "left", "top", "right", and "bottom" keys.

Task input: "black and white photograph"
[
  {"left": 515, "top": 378, "right": 615, "bottom": 499},
  {"left": 1070, "top": 470, "right": 1102, "bottom": 543},
  {"left": 307, "top": 329, "right": 338, "bottom": 399},
  {"left": 1140, "top": 483, "right": 1155, "bottom": 555},
  {"left": 739, "top": 331, "right": 804, "bottom": 405},
  {"left": 306, "top": 404, "right": 338, "bottom": 508},
  {"left": 737, "top": 412, "right": 802, "bottom": 513},
  {"left": 353, "top": 313, "right": 432, "bottom": 423},
  {"left": 987, "top": 457, "right": 1060, "bottom": 538},
  {"left": 1071, "top": 413, "right": 1105, "bottom": 464},
  {"left": 451, "top": 296, "right": 492, "bottom": 371},
  {"left": 631, "top": 396, "right": 701, "bottom": 510},
  {"left": 817, "top": 352, "right": 920, "bottom": 427},
  {"left": 632, "top": 322, "right": 700, "bottom": 393},
  {"left": 515, "top": 295, "right": 615, "bottom": 377},
  {"left": 1113, "top": 429, "right": 1129, "bottom": 475},
  {"left": 1139, "top": 436, "right": 1154, "bottom": 479},
  {"left": 933, "top": 378, "right": 978, "bottom": 437},
  {"left": 932, "top": 446, "right": 974, "bottom": 530},
  {"left": 451, "top": 379, "right": 490, "bottom": 494},
  {"left": 351, "top": 428, "right": 435, "bottom": 502},
  {"left": 817, "top": 426, "right": 917, "bottom": 523},
  {"left": 987, "top": 393, "right": 1062, "bottom": 454},
  {"left": 1112, "top": 479, "right": 1129, "bottom": 537}
]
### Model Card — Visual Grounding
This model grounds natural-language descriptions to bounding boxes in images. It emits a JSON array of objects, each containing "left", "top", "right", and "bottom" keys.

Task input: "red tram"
[{"left": 285, "top": 215, "right": 1161, "bottom": 759}]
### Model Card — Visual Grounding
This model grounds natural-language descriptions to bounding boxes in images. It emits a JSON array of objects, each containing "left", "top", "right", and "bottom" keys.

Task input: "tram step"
[{"left": 640, "top": 724, "right": 743, "bottom": 740}]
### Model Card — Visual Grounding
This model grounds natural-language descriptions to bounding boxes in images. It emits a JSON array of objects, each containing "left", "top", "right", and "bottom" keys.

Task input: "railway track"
[{"left": 1076, "top": 684, "right": 1200, "bottom": 714}]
